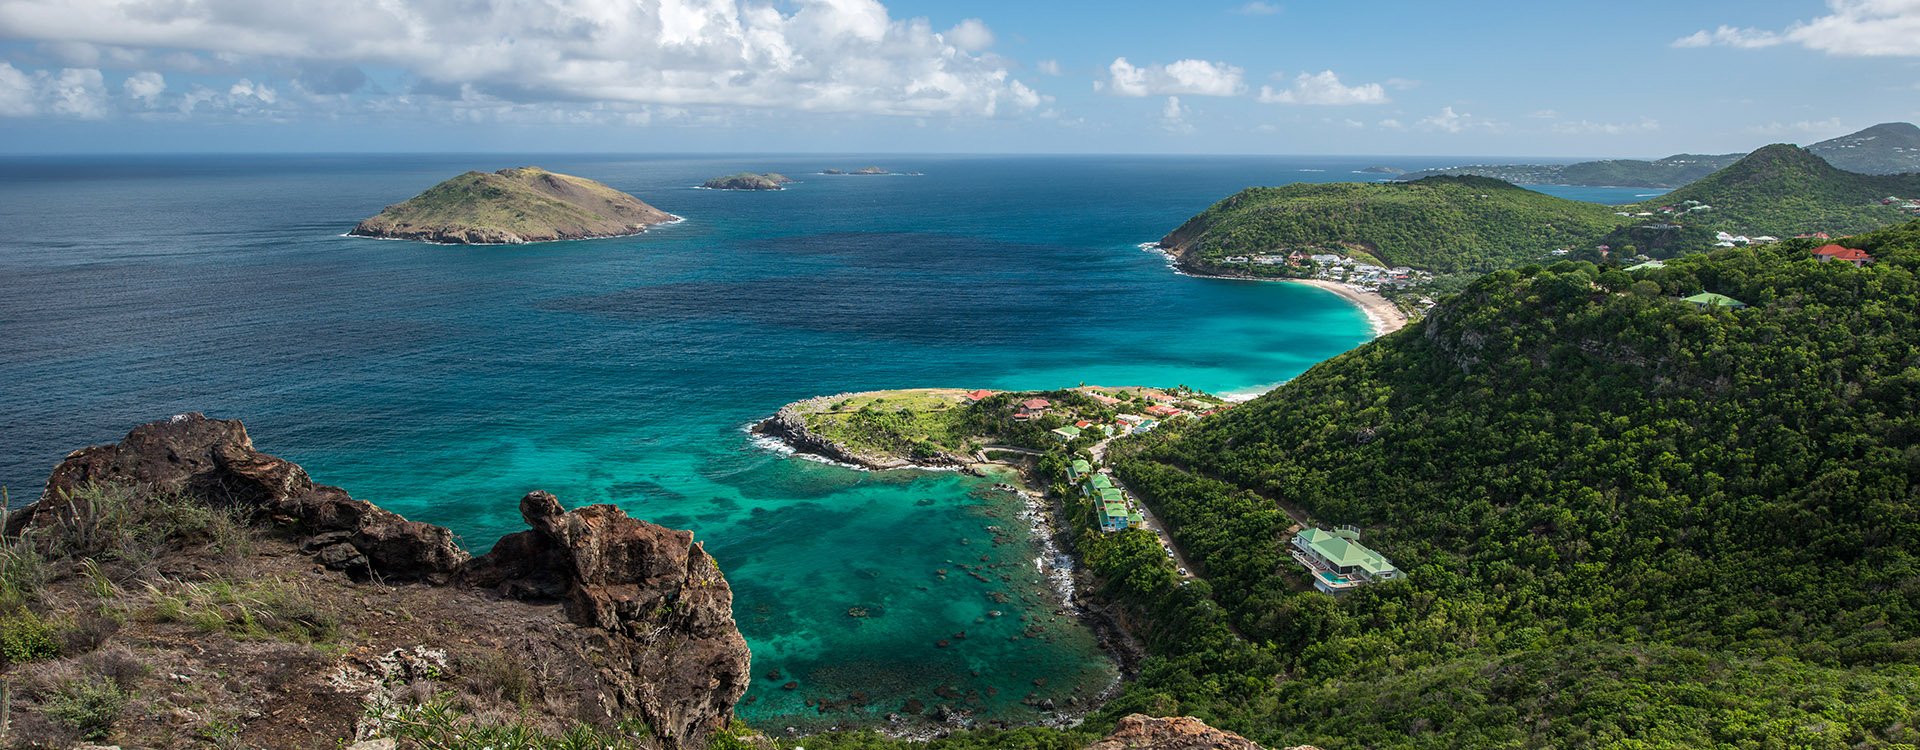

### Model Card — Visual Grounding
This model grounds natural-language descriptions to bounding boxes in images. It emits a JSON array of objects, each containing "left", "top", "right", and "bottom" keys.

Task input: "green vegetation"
[
  {"left": 1630, "top": 144, "right": 1920, "bottom": 236},
  {"left": 39, "top": 675, "right": 127, "bottom": 741},
  {"left": 786, "top": 387, "right": 1222, "bottom": 463},
  {"left": 368, "top": 693, "right": 651, "bottom": 750},
  {"left": 702, "top": 172, "right": 793, "bottom": 190},
  {"left": 351, "top": 166, "right": 672, "bottom": 243},
  {"left": 1160, "top": 175, "right": 1631, "bottom": 273},
  {"left": 1399, "top": 154, "right": 1741, "bottom": 189},
  {"left": 146, "top": 577, "right": 340, "bottom": 643},
  {"left": 1809, "top": 122, "right": 1920, "bottom": 175}
]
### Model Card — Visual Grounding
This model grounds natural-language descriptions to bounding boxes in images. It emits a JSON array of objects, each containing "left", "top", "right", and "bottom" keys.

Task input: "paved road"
[{"left": 1090, "top": 437, "right": 1202, "bottom": 580}]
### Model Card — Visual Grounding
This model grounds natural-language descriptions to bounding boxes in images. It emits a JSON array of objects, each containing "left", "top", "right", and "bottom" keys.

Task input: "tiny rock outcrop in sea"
[
  {"left": 3, "top": 414, "right": 749, "bottom": 749},
  {"left": 1088, "top": 715, "right": 1313, "bottom": 750}
]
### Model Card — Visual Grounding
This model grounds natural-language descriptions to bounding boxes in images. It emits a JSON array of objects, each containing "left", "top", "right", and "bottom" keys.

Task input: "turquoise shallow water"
[{"left": 0, "top": 154, "right": 1645, "bottom": 729}]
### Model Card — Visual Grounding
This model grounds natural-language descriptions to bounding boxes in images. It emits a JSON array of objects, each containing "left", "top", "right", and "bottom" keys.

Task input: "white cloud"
[
  {"left": 944, "top": 18, "right": 993, "bottom": 52},
  {"left": 1748, "top": 117, "right": 1846, "bottom": 136},
  {"left": 1256, "top": 70, "right": 1387, "bottom": 105},
  {"left": 1417, "top": 106, "right": 1501, "bottom": 134},
  {"left": 0, "top": 63, "right": 111, "bottom": 118},
  {"left": 122, "top": 70, "right": 163, "bottom": 104},
  {"left": 228, "top": 78, "right": 276, "bottom": 104},
  {"left": 1672, "top": 25, "right": 1784, "bottom": 49},
  {"left": 1035, "top": 59, "right": 1062, "bottom": 76},
  {"left": 1551, "top": 117, "right": 1660, "bottom": 135},
  {"left": 1107, "top": 57, "right": 1244, "bottom": 97},
  {"left": 1377, "top": 118, "right": 1404, "bottom": 129},
  {"left": 1677, "top": 1, "right": 1920, "bottom": 56},
  {"left": 0, "top": 62, "right": 34, "bottom": 115},
  {"left": 1160, "top": 95, "right": 1193, "bottom": 133},
  {"left": 1236, "top": 2, "right": 1281, "bottom": 15},
  {"left": 0, "top": 0, "right": 1044, "bottom": 118}
]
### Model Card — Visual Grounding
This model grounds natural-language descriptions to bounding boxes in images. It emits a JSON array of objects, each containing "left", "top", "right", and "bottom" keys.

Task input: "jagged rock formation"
[
  {"left": 463, "top": 490, "right": 750, "bottom": 742},
  {"left": 4, "top": 414, "right": 749, "bottom": 748},
  {"left": 349, "top": 166, "right": 676, "bottom": 244},
  {"left": 1086, "top": 715, "right": 1310, "bottom": 750}
]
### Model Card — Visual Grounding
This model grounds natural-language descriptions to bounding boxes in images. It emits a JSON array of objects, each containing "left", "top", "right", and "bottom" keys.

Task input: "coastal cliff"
[
  {"left": 0, "top": 414, "right": 748, "bottom": 749},
  {"left": 349, "top": 167, "right": 676, "bottom": 244}
]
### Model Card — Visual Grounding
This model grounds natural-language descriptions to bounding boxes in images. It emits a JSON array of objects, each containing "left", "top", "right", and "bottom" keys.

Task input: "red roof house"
[
  {"left": 1144, "top": 404, "right": 1182, "bottom": 418},
  {"left": 1812, "top": 244, "right": 1875, "bottom": 266},
  {"left": 1020, "top": 398, "right": 1051, "bottom": 411},
  {"left": 966, "top": 389, "right": 993, "bottom": 401}
]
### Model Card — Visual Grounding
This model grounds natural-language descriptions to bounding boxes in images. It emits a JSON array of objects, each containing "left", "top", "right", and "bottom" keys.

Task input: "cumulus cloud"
[
  {"left": 1676, "top": 1, "right": 1920, "bottom": 56},
  {"left": 0, "top": 0, "right": 1043, "bottom": 117},
  {"left": 1106, "top": 57, "right": 1244, "bottom": 97},
  {"left": 122, "top": 69, "right": 163, "bottom": 104},
  {"left": 1160, "top": 95, "right": 1192, "bottom": 133},
  {"left": 1256, "top": 70, "right": 1387, "bottom": 105},
  {"left": 0, "top": 63, "right": 110, "bottom": 118},
  {"left": 1417, "top": 106, "right": 1500, "bottom": 134}
]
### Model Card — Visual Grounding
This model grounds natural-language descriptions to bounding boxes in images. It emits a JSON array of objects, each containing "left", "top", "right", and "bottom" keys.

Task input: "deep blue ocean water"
[{"left": 0, "top": 154, "right": 1654, "bottom": 728}]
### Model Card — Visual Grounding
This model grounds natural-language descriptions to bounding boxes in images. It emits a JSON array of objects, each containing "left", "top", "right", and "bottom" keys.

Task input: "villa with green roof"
[
  {"left": 1068, "top": 459, "right": 1093, "bottom": 482},
  {"left": 1291, "top": 526, "right": 1402, "bottom": 593},
  {"left": 1681, "top": 291, "right": 1747, "bottom": 309}
]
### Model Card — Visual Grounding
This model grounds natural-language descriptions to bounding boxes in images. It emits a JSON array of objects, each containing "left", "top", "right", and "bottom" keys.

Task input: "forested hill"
[
  {"left": 1632, "top": 143, "right": 1920, "bottom": 235},
  {"left": 1811, "top": 121, "right": 1920, "bottom": 175},
  {"left": 1096, "top": 223, "right": 1920, "bottom": 748},
  {"left": 1158, "top": 175, "right": 1628, "bottom": 273}
]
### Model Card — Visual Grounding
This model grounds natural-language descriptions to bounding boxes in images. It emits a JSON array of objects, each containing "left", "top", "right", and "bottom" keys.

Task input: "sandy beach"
[{"left": 1286, "top": 278, "right": 1409, "bottom": 337}]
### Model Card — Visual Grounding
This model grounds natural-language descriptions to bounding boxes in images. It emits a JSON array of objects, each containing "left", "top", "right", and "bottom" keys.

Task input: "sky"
[{"left": 0, "top": 0, "right": 1914, "bottom": 156}]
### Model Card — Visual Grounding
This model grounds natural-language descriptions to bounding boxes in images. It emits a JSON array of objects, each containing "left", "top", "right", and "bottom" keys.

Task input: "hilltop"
[
  {"left": 1809, "top": 122, "right": 1920, "bottom": 174},
  {"left": 1157, "top": 175, "right": 1629, "bottom": 274},
  {"left": 350, "top": 167, "right": 675, "bottom": 244},
  {"left": 1397, "top": 122, "right": 1920, "bottom": 188},
  {"left": 1628, "top": 143, "right": 1920, "bottom": 235}
]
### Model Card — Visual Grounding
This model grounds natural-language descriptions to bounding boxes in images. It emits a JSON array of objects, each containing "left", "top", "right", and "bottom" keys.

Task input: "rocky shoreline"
[{"left": 750, "top": 398, "right": 1146, "bottom": 738}]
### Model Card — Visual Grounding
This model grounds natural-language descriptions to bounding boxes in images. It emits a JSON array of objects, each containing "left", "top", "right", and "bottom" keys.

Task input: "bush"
[
  {"left": 0, "top": 609, "right": 61, "bottom": 665},
  {"left": 148, "top": 578, "right": 339, "bottom": 643},
  {"left": 40, "top": 676, "right": 127, "bottom": 741}
]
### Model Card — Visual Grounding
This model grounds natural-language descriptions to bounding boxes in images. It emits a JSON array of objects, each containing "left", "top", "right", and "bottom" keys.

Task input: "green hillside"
[
  {"left": 1400, "top": 154, "right": 1740, "bottom": 188},
  {"left": 1628, "top": 144, "right": 1920, "bottom": 236},
  {"left": 1078, "top": 224, "right": 1920, "bottom": 748},
  {"left": 1811, "top": 122, "right": 1920, "bottom": 175},
  {"left": 1159, "top": 175, "right": 1630, "bottom": 273}
]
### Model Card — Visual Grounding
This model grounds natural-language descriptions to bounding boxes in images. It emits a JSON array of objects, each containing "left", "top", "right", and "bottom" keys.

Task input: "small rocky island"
[
  {"left": 821, "top": 166, "right": 891, "bottom": 175},
  {"left": 1359, "top": 165, "right": 1404, "bottom": 174},
  {"left": 350, "top": 166, "right": 675, "bottom": 244},
  {"left": 701, "top": 172, "right": 793, "bottom": 191}
]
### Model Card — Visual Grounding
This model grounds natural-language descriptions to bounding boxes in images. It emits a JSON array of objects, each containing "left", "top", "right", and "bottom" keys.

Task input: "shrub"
[
  {"left": 40, "top": 676, "right": 127, "bottom": 741},
  {"left": 458, "top": 650, "right": 534, "bottom": 705},
  {"left": 0, "top": 609, "right": 61, "bottom": 665}
]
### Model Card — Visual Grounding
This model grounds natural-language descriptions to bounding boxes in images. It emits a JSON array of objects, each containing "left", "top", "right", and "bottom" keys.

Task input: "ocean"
[{"left": 0, "top": 153, "right": 1654, "bottom": 729}]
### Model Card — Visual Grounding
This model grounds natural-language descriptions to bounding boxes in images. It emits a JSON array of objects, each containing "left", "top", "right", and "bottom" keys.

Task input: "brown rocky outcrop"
[
  {"left": 1087, "top": 715, "right": 1300, "bottom": 750},
  {"left": 7, "top": 413, "right": 751, "bottom": 749},
  {"left": 463, "top": 491, "right": 751, "bottom": 745}
]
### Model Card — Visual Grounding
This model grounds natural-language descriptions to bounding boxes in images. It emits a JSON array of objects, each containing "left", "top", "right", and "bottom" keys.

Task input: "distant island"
[
  {"left": 349, "top": 166, "right": 675, "bottom": 244},
  {"left": 702, "top": 172, "right": 793, "bottom": 191},
  {"left": 821, "top": 166, "right": 891, "bottom": 175},
  {"left": 1359, "top": 166, "right": 1403, "bottom": 174},
  {"left": 1395, "top": 122, "right": 1920, "bottom": 188}
]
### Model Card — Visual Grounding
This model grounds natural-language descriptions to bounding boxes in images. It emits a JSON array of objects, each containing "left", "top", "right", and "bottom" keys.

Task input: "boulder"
[{"left": 1087, "top": 715, "right": 1289, "bottom": 750}]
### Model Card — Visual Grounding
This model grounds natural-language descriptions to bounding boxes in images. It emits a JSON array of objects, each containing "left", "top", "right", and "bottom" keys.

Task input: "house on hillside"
[
  {"left": 1068, "top": 459, "right": 1092, "bottom": 482},
  {"left": 1290, "top": 527, "right": 1402, "bottom": 593},
  {"left": 966, "top": 389, "right": 993, "bottom": 402},
  {"left": 1050, "top": 425, "right": 1083, "bottom": 442},
  {"left": 1625, "top": 260, "right": 1665, "bottom": 272},
  {"left": 1681, "top": 292, "right": 1748, "bottom": 309},
  {"left": 1014, "top": 397, "right": 1051, "bottom": 420},
  {"left": 1144, "top": 404, "right": 1184, "bottom": 419},
  {"left": 1812, "top": 244, "right": 1875, "bottom": 267}
]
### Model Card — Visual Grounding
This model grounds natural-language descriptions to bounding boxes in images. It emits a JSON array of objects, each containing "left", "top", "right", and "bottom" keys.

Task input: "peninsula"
[
  {"left": 349, "top": 167, "right": 676, "bottom": 244},
  {"left": 702, "top": 172, "right": 793, "bottom": 191}
]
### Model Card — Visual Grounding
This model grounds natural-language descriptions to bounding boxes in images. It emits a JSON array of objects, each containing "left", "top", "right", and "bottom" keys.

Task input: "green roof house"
[
  {"left": 1050, "top": 425, "right": 1083, "bottom": 442},
  {"left": 1625, "top": 260, "right": 1665, "bottom": 272},
  {"left": 1290, "top": 527, "right": 1402, "bottom": 593},
  {"left": 1681, "top": 292, "right": 1747, "bottom": 309},
  {"left": 1068, "top": 459, "right": 1093, "bottom": 482}
]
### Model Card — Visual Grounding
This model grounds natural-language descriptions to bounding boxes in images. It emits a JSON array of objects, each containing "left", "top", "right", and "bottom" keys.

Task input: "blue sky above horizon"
[{"left": 0, "top": 0, "right": 1914, "bottom": 157}]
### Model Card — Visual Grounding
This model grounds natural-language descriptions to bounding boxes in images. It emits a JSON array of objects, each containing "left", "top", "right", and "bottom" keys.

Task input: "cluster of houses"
[
  {"left": 1712, "top": 231, "right": 1780, "bottom": 248},
  {"left": 1289, "top": 526, "right": 1403, "bottom": 594},
  {"left": 1812, "top": 243, "right": 1875, "bottom": 267},
  {"left": 1215, "top": 251, "right": 1432, "bottom": 293},
  {"left": 1882, "top": 196, "right": 1920, "bottom": 214},
  {"left": 1068, "top": 459, "right": 1146, "bottom": 533},
  {"left": 1649, "top": 199, "right": 1714, "bottom": 217}
]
